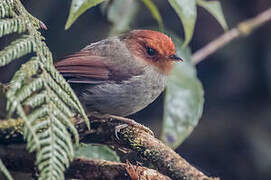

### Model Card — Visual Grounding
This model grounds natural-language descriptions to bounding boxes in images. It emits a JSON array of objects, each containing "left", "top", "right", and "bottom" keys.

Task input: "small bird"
[{"left": 55, "top": 30, "right": 182, "bottom": 118}]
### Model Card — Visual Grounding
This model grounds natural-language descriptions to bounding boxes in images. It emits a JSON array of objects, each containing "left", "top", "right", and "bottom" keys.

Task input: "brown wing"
[{"left": 55, "top": 51, "right": 110, "bottom": 84}]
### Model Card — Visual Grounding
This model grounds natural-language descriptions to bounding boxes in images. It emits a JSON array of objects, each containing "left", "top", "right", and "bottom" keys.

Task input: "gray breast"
[{"left": 79, "top": 65, "right": 167, "bottom": 116}]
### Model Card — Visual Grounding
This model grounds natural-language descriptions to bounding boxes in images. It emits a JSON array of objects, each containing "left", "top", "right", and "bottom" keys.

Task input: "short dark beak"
[{"left": 169, "top": 54, "right": 183, "bottom": 61}]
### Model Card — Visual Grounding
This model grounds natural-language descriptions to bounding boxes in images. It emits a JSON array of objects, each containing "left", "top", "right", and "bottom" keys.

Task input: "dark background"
[{"left": 1, "top": 0, "right": 271, "bottom": 179}]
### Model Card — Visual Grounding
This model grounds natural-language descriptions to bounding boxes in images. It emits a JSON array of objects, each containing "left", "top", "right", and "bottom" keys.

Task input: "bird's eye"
[{"left": 146, "top": 47, "right": 157, "bottom": 56}]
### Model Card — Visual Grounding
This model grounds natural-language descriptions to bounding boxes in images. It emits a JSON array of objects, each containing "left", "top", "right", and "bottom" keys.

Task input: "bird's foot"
[{"left": 108, "top": 115, "right": 154, "bottom": 138}]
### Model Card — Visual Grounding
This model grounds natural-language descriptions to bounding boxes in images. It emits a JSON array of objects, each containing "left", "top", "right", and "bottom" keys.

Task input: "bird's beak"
[{"left": 169, "top": 54, "right": 183, "bottom": 61}]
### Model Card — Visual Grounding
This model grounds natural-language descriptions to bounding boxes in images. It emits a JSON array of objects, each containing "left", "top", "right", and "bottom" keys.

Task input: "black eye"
[{"left": 146, "top": 47, "right": 157, "bottom": 56}]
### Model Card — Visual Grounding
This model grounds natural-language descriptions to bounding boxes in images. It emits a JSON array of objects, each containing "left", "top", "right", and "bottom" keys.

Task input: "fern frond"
[
  {"left": 40, "top": 43, "right": 53, "bottom": 64},
  {"left": 24, "top": 91, "right": 47, "bottom": 108},
  {"left": 27, "top": 105, "right": 48, "bottom": 124},
  {"left": 0, "top": 35, "right": 35, "bottom": 67},
  {"left": 48, "top": 91, "right": 74, "bottom": 118},
  {"left": 5, "top": 59, "right": 80, "bottom": 179},
  {"left": 0, "top": 159, "right": 13, "bottom": 180},
  {"left": 44, "top": 63, "right": 90, "bottom": 128},
  {"left": 16, "top": 101, "right": 42, "bottom": 151},
  {"left": 0, "top": 0, "right": 90, "bottom": 179},
  {"left": 0, "top": 0, "right": 14, "bottom": 18},
  {"left": 45, "top": 74, "right": 82, "bottom": 116},
  {"left": 0, "top": 17, "right": 27, "bottom": 37},
  {"left": 35, "top": 115, "right": 73, "bottom": 180},
  {"left": 53, "top": 108, "right": 79, "bottom": 144},
  {"left": 16, "top": 77, "right": 44, "bottom": 104},
  {"left": 6, "top": 59, "right": 40, "bottom": 116}
]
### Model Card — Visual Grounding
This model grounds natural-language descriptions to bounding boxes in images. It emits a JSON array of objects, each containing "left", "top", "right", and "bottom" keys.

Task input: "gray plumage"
[
  {"left": 55, "top": 32, "right": 173, "bottom": 117},
  {"left": 77, "top": 37, "right": 167, "bottom": 116}
]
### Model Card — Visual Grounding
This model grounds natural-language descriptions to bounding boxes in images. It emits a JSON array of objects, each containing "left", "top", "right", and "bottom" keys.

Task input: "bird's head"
[{"left": 121, "top": 30, "right": 183, "bottom": 75}]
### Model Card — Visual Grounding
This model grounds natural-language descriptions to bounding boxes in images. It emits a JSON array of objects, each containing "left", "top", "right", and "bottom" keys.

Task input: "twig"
[
  {"left": 192, "top": 7, "right": 271, "bottom": 64},
  {"left": 0, "top": 145, "right": 171, "bottom": 180}
]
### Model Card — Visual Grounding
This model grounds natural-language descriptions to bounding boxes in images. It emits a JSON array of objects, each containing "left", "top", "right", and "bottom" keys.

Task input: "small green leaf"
[
  {"left": 141, "top": 0, "right": 163, "bottom": 30},
  {"left": 75, "top": 144, "right": 120, "bottom": 162},
  {"left": 197, "top": 0, "right": 228, "bottom": 30},
  {"left": 103, "top": 0, "right": 138, "bottom": 34},
  {"left": 65, "top": 0, "right": 105, "bottom": 29},
  {"left": 161, "top": 33, "right": 204, "bottom": 149},
  {"left": 168, "top": 0, "right": 197, "bottom": 47}
]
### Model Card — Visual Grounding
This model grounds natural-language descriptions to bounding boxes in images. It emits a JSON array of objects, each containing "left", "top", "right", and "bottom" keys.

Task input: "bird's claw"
[
  {"left": 115, "top": 124, "right": 128, "bottom": 140},
  {"left": 108, "top": 115, "right": 154, "bottom": 139}
]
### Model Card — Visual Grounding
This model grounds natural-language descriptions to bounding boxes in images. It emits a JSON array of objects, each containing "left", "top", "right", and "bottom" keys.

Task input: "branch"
[
  {"left": 80, "top": 117, "right": 214, "bottom": 180},
  {"left": 192, "top": 7, "right": 271, "bottom": 64},
  {"left": 0, "top": 145, "right": 171, "bottom": 180},
  {"left": 0, "top": 86, "right": 215, "bottom": 180},
  {"left": 0, "top": 116, "right": 217, "bottom": 180}
]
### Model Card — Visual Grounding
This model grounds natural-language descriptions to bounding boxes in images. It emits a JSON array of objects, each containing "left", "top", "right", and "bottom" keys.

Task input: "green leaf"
[
  {"left": 161, "top": 33, "right": 204, "bottom": 149},
  {"left": 103, "top": 0, "right": 138, "bottom": 34},
  {"left": 141, "top": 0, "right": 163, "bottom": 30},
  {"left": 75, "top": 144, "right": 120, "bottom": 162},
  {"left": 65, "top": 0, "right": 105, "bottom": 29},
  {"left": 168, "top": 0, "right": 197, "bottom": 47},
  {"left": 197, "top": 0, "right": 228, "bottom": 30}
]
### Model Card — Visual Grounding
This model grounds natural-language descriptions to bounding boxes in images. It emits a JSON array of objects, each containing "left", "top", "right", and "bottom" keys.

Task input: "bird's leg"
[{"left": 107, "top": 115, "right": 154, "bottom": 138}]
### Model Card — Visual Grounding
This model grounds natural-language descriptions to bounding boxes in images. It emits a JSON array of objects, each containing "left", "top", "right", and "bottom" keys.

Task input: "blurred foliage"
[
  {"left": 196, "top": 0, "right": 228, "bottom": 30},
  {"left": 66, "top": 0, "right": 228, "bottom": 45},
  {"left": 65, "top": 0, "right": 105, "bottom": 29},
  {"left": 168, "top": 0, "right": 197, "bottom": 47},
  {"left": 75, "top": 144, "right": 120, "bottom": 162},
  {"left": 140, "top": 0, "right": 163, "bottom": 30},
  {"left": 101, "top": 0, "right": 138, "bottom": 34},
  {"left": 162, "top": 32, "right": 204, "bottom": 149}
]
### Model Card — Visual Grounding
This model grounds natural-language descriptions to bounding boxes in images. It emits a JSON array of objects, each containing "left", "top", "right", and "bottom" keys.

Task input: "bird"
[{"left": 55, "top": 30, "right": 182, "bottom": 120}]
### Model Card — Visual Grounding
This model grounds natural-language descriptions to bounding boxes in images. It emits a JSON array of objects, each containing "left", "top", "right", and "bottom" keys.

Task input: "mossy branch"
[
  {"left": 0, "top": 145, "right": 171, "bottom": 180},
  {"left": 0, "top": 114, "right": 217, "bottom": 180}
]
